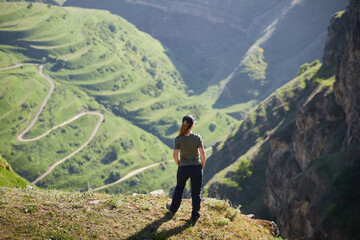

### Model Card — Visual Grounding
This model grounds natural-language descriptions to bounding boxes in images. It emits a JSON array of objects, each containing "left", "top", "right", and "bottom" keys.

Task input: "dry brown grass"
[{"left": 0, "top": 187, "right": 280, "bottom": 239}]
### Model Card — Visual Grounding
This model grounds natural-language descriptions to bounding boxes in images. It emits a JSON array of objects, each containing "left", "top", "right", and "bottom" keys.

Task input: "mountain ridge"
[{"left": 64, "top": 0, "right": 347, "bottom": 109}]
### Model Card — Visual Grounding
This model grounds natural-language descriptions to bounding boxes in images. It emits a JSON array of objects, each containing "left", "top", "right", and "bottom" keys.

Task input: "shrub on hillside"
[
  {"left": 120, "top": 138, "right": 134, "bottom": 151},
  {"left": 68, "top": 163, "right": 81, "bottom": 174},
  {"left": 109, "top": 23, "right": 117, "bottom": 33},
  {"left": 297, "top": 60, "right": 320, "bottom": 76},
  {"left": 156, "top": 80, "right": 164, "bottom": 90},
  {"left": 236, "top": 158, "right": 253, "bottom": 180},
  {"left": 101, "top": 146, "right": 118, "bottom": 164},
  {"left": 105, "top": 171, "right": 121, "bottom": 184},
  {"left": 209, "top": 122, "right": 217, "bottom": 132}
]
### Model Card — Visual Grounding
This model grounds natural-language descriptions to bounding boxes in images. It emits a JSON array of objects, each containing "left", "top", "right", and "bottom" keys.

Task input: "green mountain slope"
[
  {"left": 0, "top": 2, "right": 236, "bottom": 193},
  {"left": 63, "top": 0, "right": 347, "bottom": 110},
  {"left": 0, "top": 156, "right": 29, "bottom": 188}
]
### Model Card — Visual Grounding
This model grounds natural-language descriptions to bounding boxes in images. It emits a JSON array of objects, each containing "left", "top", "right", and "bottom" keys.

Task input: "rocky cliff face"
[
  {"left": 333, "top": 1, "right": 360, "bottom": 146},
  {"left": 265, "top": 0, "right": 360, "bottom": 239},
  {"left": 266, "top": 87, "right": 346, "bottom": 239},
  {"left": 322, "top": 10, "right": 348, "bottom": 66},
  {"left": 323, "top": 0, "right": 360, "bottom": 146}
]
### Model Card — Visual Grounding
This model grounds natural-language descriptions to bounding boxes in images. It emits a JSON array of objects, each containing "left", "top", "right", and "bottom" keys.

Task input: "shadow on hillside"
[{"left": 125, "top": 212, "right": 192, "bottom": 240}]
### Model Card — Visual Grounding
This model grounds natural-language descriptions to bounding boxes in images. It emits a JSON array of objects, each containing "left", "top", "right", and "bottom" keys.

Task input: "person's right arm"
[
  {"left": 173, "top": 149, "right": 179, "bottom": 166},
  {"left": 199, "top": 147, "right": 206, "bottom": 169},
  {"left": 173, "top": 136, "right": 180, "bottom": 166}
]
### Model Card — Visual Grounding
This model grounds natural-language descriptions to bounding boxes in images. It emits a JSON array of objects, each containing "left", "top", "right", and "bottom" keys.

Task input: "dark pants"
[{"left": 170, "top": 165, "right": 203, "bottom": 220}]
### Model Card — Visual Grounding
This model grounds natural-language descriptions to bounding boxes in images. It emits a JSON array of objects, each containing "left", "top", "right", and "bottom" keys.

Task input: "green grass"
[
  {"left": 241, "top": 46, "right": 268, "bottom": 84},
  {"left": 0, "top": 46, "right": 31, "bottom": 68},
  {"left": 0, "top": 187, "right": 281, "bottom": 239},
  {"left": 203, "top": 139, "right": 268, "bottom": 216},
  {"left": 212, "top": 46, "right": 269, "bottom": 107},
  {"left": 103, "top": 160, "right": 178, "bottom": 195},
  {"left": 335, "top": 10, "right": 345, "bottom": 18},
  {"left": 34, "top": 112, "right": 173, "bottom": 191},
  {"left": 0, "top": 156, "right": 29, "bottom": 188},
  {"left": 276, "top": 61, "right": 322, "bottom": 110}
]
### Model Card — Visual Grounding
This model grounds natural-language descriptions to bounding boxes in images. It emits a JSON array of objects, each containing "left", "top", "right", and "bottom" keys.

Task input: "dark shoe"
[
  {"left": 166, "top": 202, "right": 174, "bottom": 214},
  {"left": 190, "top": 218, "right": 198, "bottom": 226},
  {"left": 190, "top": 216, "right": 200, "bottom": 226}
]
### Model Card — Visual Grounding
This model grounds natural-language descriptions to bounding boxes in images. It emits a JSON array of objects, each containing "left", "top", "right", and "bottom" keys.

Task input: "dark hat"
[{"left": 182, "top": 114, "right": 196, "bottom": 126}]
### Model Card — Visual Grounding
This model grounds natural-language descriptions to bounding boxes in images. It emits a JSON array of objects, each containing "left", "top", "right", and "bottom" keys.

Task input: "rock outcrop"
[
  {"left": 265, "top": 0, "right": 360, "bottom": 239},
  {"left": 333, "top": 0, "right": 360, "bottom": 146},
  {"left": 266, "top": 87, "right": 346, "bottom": 239}
]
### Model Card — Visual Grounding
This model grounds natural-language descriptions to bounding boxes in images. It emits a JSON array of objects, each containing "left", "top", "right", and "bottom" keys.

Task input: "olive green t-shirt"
[{"left": 174, "top": 133, "right": 204, "bottom": 166}]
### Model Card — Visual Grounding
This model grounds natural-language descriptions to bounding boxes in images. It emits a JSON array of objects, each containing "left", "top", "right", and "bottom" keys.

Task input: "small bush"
[
  {"left": 213, "top": 217, "right": 230, "bottom": 226},
  {"left": 139, "top": 202, "right": 152, "bottom": 212},
  {"left": 297, "top": 60, "right": 320, "bottom": 76},
  {"left": 236, "top": 158, "right": 253, "bottom": 180},
  {"left": 120, "top": 139, "right": 134, "bottom": 151},
  {"left": 225, "top": 206, "right": 239, "bottom": 221},
  {"left": 101, "top": 146, "right": 118, "bottom": 164},
  {"left": 209, "top": 122, "right": 217, "bottom": 132},
  {"left": 311, "top": 60, "right": 320, "bottom": 67},
  {"left": 146, "top": 68, "right": 156, "bottom": 77},
  {"left": 156, "top": 80, "right": 164, "bottom": 90},
  {"left": 205, "top": 198, "right": 230, "bottom": 211},
  {"left": 109, "top": 23, "right": 117, "bottom": 33},
  {"left": 68, "top": 164, "right": 81, "bottom": 174},
  {"left": 106, "top": 197, "right": 118, "bottom": 210},
  {"left": 23, "top": 204, "right": 37, "bottom": 213},
  {"left": 105, "top": 171, "right": 121, "bottom": 184},
  {"left": 187, "top": 89, "right": 194, "bottom": 96}
]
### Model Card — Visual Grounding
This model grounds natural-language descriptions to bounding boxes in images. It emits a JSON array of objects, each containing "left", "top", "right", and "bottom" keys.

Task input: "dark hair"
[
  {"left": 179, "top": 114, "right": 195, "bottom": 136},
  {"left": 179, "top": 121, "right": 192, "bottom": 136}
]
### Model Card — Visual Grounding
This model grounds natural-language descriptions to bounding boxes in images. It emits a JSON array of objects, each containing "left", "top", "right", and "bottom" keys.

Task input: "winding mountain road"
[
  {"left": 1, "top": 63, "right": 211, "bottom": 191},
  {"left": 92, "top": 147, "right": 211, "bottom": 192},
  {"left": 92, "top": 161, "right": 170, "bottom": 192},
  {"left": 0, "top": 64, "right": 104, "bottom": 185}
]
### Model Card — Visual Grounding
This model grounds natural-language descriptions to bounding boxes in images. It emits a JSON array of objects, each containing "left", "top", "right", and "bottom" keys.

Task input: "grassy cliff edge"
[
  {"left": 0, "top": 156, "right": 29, "bottom": 188},
  {"left": 0, "top": 187, "right": 280, "bottom": 239}
]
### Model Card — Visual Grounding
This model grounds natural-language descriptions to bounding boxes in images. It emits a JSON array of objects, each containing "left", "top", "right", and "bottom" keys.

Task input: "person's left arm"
[
  {"left": 198, "top": 135, "right": 206, "bottom": 169},
  {"left": 199, "top": 147, "right": 206, "bottom": 169}
]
